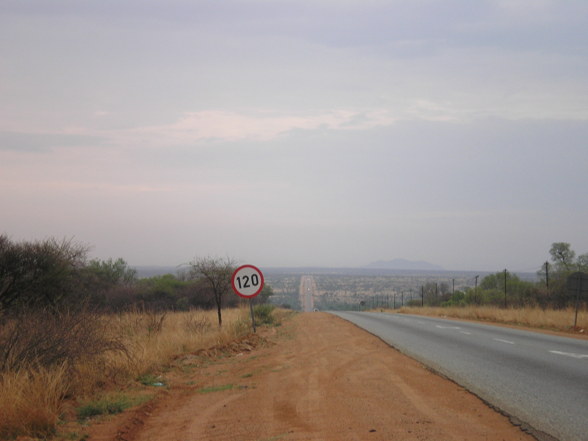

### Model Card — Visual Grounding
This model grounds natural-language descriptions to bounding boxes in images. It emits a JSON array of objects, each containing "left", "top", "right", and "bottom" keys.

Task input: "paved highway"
[
  {"left": 331, "top": 311, "right": 588, "bottom": 441},
  {"left": 299, "top": 275, "right": 316, "bottom": 312}
]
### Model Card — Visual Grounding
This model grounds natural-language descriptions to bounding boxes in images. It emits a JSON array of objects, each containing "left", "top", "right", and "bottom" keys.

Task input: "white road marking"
[
  {"left": 494, "top": 338, "right": 515, "bottom": 345},
  {"left": 549, "top": 350, "right": 588, "bottom": 359},
  {"left": 436, "top": 325, "right": 461, "bottom": 329},
  {"left": 460, "top": 331, "right": 472, "bottom": 335}
]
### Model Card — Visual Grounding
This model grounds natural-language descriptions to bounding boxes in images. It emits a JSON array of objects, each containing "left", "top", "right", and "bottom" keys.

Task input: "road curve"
[{"left": 331, "top": 311, "right": 588, "bottom": 441}]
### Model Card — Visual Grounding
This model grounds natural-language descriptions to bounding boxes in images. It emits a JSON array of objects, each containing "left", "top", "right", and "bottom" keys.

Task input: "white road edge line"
[
  {"left": 494, "top": 338, "right": 515, "bottom": 345},
  {"left": 549, "top": 350, "right": 588, "bottom": 359}
]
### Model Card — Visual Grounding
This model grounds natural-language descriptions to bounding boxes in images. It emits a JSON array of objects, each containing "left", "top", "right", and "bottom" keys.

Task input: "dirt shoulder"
[{"left": 86, "top": 312, "right": 537, "bottom": 441}]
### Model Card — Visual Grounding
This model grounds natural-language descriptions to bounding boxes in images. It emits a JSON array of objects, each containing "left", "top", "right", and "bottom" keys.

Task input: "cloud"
[
  {"left": 114, "top": 109, "right": 399, "bottom": 145},
  {"left": 0, "top": 131, "right": 106, "bottom": 152}
]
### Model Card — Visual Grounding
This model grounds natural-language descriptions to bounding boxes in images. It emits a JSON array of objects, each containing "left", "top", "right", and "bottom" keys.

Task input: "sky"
[{"left": 1, "top": 0, "right": 588, "bottom": 272}]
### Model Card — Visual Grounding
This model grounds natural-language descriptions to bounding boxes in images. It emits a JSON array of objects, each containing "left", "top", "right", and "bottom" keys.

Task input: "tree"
[
  {"left": 0, "top": 235, "right": 88, "bottom": 312},
  {"left": 480, "top": 271, "right": 519, "bottom": 291},
  {"left": 546, "top": 243, "right": 588, "bottom": 308},
  {"left": 135, "top": 273, "right": 198, "bottom": 311},
  {"left": 577, "top": 253, "right": 588, "bottom": 272},
  {"left": 549, "top": 242, "right": 576, "bottom": 272},
  {"left": 80, "top": 258, "right": 137, "bottom": 301},
  {"left": 189, "top": 257, "right": 236, "bottom": 326},
  {"left": 85, "top": 258, "right": 137, "bottom": 286}
]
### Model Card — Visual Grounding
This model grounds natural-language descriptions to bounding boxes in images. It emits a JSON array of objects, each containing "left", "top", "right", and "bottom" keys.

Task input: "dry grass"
[
  {"left": 0, "top": 307, "right": 251, "bottom": 439},
  {"left": 113, "top": 308, "right": 251, "bottom": 379},
  {"left": 0, "top": 364, "right": 69, "bottom": 439},
  {"left": 396, "top": 305, "right": 588, "bottom": 334}
]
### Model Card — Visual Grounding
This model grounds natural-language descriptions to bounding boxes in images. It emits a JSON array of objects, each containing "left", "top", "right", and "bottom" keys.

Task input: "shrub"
[
  {"left": 0, "top": 235, "right": 88, "bottom": 311},
  {"left": 253, "top": 304, "right": 276, "bottom": 325},
  {"left": 0, "top": 364, "right": 69, "bottom": 439},
  {"left": 0, "top": 308, "right": 251, "bottom": 439},
  {"left": 0, "top": 307, "right": 127, "bottom": 375}
]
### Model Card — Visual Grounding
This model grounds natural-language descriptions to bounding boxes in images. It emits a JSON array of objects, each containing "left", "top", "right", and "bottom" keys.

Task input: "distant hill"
[{"left": 364, "top": 259, "right": 444, "bottom": 271}]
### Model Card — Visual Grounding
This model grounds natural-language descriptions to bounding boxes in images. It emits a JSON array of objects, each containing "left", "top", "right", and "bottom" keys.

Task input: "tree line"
[
  {"left": 415, "top": 242, "right": 588, "bottom": 309},
  {"left": 0, "top": 235, "right": 272, "bottom": 323}
]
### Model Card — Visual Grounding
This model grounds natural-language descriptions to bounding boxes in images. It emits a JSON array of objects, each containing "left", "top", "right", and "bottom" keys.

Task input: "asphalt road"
[
  {"left": 299, "top": 275, "right": 316, "bottom": 312},
  {"left": 331, "top": 311, "right": 588, "bottom": 441}
]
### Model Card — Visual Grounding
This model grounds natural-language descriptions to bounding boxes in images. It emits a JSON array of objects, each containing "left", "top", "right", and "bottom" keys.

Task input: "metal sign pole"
[
  {"left": 231, "top": 264, "right": 264, "bottom": 334},
  {"left": 249, "top": 299, "right": 257, "bottom": 333}
]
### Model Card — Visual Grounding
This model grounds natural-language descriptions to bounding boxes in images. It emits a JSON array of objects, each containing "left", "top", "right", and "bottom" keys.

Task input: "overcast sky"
[{"left": 1, "top": 0, "right": 588, "bottom": 271}]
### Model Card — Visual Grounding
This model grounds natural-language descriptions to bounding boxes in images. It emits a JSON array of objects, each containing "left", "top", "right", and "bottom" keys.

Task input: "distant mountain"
[{"left": 365, "top": 258, "right": 445, "bottom": 271}]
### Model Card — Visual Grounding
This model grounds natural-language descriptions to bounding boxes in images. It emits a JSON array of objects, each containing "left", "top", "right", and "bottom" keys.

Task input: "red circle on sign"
[{"left": 231, "top": 264, "right": 265, "bottom": 298}]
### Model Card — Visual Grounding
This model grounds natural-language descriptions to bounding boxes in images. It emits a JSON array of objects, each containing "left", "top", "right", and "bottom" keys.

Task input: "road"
[
  {"left": 89, "top": 313, "right": 536, "bottom": 441},
  {"left": 331, "top": 311, "right": 588, "bottom": 441},
  {"left": 299, "top": 275, "right": 316, "bottom": 312}
]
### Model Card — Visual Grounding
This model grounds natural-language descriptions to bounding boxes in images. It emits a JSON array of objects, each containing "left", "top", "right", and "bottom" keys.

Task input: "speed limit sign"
[{"left": 231, "top": 264, "right": 264, "bottom": 299}]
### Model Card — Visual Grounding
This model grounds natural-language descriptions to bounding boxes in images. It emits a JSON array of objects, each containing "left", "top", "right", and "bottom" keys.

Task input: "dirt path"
[{"left": 88, "top": 312, "right": 536, "bottom": 441}]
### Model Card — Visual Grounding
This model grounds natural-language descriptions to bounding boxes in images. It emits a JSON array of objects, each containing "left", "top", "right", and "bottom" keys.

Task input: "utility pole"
[
  {"left": 474, "top": 275, "right": 479, "bottom": 304},
  {"left": 545, "top": 261, "right": 549, "bottom": 288},
  {"left": 504, "top": 269, "right": 508, "bottom": 308},
  {"left": 421, "top": 286, "right": 424, "bottom": 307}
]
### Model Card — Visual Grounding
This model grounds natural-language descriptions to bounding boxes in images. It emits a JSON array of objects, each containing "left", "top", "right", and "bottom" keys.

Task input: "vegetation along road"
[{"left": 333, "top": 312, "right": 588, "bottom": 441}]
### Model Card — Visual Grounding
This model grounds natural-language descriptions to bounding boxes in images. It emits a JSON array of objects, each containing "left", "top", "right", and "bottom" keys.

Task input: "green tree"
[
  {"left": 86, "top": 258, "right": 137, "bottom": 286},
  {"left": 137, "top": 273, "right": 195, "bottom": 310},
  {"left": 77, "top": 258, "right": 138, "bottom": 309},
  {"left": 0, "top": 235, "right": 88, "bottom": 311},
  {"left": 576, "top": 253, "right": 588, "bottom": 272},
  {"left": 480, "top": 271, "right": 538, "bottom": 307},
  {"left": 442, "top": 290, "right": 466, "bottom": 307},
  {"left": 549, "top": 242, "right": 576, "bottom": 272},
  {"left": 539, "top": 243, "right": 588, "bottom": 308}
]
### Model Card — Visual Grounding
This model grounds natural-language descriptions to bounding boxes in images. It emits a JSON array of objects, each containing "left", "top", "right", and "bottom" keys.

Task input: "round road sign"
[{"left": 231, "top": 264, "right": 264, "bottom": 298}]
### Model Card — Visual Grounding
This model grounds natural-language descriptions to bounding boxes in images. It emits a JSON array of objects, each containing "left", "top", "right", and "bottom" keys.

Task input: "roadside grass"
[
  {"left": 0, "top": 307, "right": 256, "bottom": 439},
  {"left": 395, "top": 305, "right": 587, "bottom": 334},
  {"left": 0, "top": 364, "right": 69, "bottom": 439},
  {"left": 76, "top": 393, "right": 152, "bottom": 420},
  {"left": 198, "top": 383, "right": 235, "bottom": 393}
]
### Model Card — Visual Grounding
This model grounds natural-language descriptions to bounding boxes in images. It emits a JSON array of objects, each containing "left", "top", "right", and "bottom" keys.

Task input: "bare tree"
[{"left": 189, "top": 256, "right": 236, "bottom": 326}]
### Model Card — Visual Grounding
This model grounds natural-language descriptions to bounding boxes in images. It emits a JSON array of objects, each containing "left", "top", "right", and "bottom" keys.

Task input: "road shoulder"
[{"left": 86, "top": 312, "right": 537, "bottom": 441}]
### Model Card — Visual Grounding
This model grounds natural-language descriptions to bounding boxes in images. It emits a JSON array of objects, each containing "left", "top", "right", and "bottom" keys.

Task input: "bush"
[
  {"left": 0, "top": 307, "right": 127, "bottom": 374},
  {"left": 253, "top": 304, "right": 276, "bottom": 325},
  {"left": 0, "top": 235, "right": 88, "bottom": 311}
]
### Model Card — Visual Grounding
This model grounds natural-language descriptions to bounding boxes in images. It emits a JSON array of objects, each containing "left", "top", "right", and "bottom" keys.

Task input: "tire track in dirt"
[{"left": 88, "top": 313, "right": 537, "bottom": 441}]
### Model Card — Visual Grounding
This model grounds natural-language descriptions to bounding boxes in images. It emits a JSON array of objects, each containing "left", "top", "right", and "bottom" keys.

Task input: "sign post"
[{"left": 231, "top": 264, "right": 264, "bottom": 333}]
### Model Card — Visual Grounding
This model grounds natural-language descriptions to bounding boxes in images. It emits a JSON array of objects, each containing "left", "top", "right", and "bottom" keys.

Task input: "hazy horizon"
[{"left": 2, "top": 1, "right": 588, "bottom": 272}]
